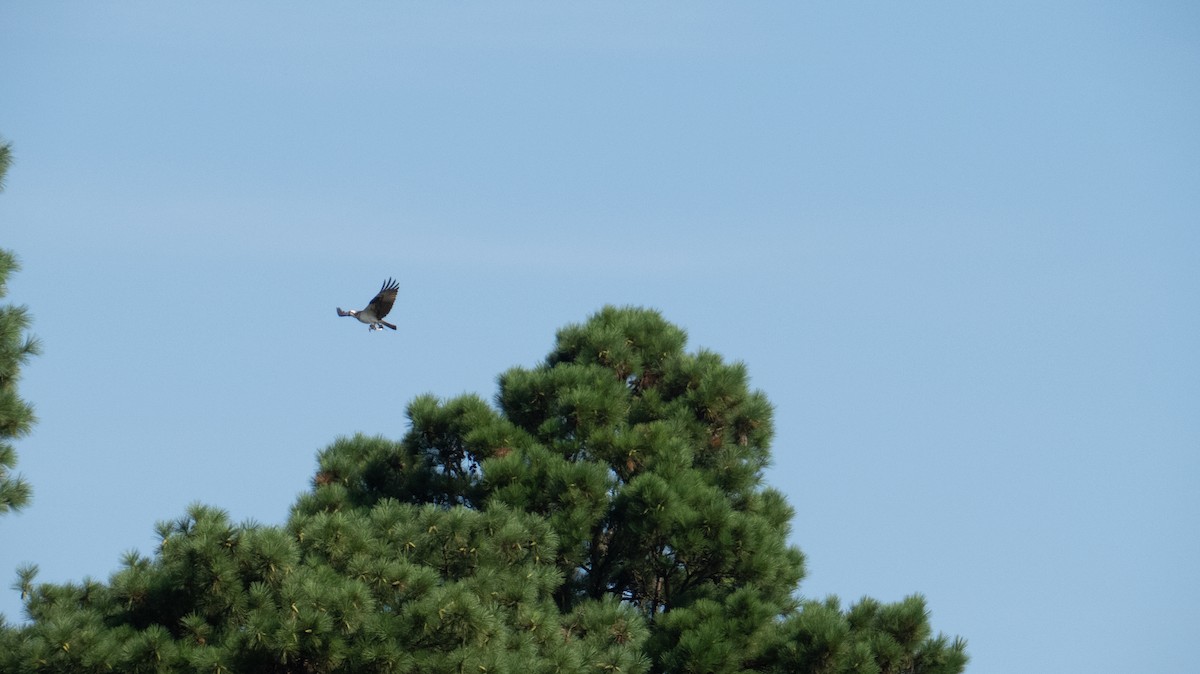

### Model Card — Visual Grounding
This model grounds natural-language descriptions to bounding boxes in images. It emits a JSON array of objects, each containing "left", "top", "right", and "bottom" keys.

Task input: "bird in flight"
[{"left": 337, "top": 278, "right": 399, "bottom": 331}]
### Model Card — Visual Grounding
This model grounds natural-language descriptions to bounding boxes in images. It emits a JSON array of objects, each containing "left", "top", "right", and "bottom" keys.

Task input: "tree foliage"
[
  {"left": 1, "top": 306, "right": 967, "bottom": 673},
  {"left": 0, "top": 138, "right": 40, "bottom": 515}
]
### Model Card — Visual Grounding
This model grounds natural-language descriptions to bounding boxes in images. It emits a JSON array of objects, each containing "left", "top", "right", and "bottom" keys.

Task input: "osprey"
[{"left": 337, "top": 278, "right": 399, "bottom": 331}]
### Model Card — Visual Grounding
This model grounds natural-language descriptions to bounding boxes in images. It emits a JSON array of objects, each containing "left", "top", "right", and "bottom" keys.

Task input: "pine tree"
[
  {"left": 307, "top": 306, "right": 966, "bottom": 673},
  {"left": 0, "top": 138, "right": 40, "bottom": 515},
  {"left": 6, "top": 500, "right": 647, "bottom": 674},
  {"left": 1, "top": 306, "right": 967, "bottom": 673}
]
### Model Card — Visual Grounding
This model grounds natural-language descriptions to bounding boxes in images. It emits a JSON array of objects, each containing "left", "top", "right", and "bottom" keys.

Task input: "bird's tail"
[
  {"left": 336, "top": 308, "right": 350, "bottom": 317},
  {"left": 381, "top": 320, "right": 397, "bottom": 330}
]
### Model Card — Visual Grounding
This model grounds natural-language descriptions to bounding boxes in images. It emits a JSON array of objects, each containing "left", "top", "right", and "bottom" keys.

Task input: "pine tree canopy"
[
  {"left": 1, "top": 306, "right": 967, "bottom": 674},
  {"left": 0, "top": 140, "right": 41, "bottom": 515}
]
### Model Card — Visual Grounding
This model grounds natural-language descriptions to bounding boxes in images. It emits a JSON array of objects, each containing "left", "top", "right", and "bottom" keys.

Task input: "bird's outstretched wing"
[{"left": 366, "top": 278, "right": 400, "bottom": 319}]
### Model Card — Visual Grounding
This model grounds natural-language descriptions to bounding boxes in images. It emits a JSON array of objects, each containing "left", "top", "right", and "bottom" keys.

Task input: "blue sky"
[{"left": 2, "top": 2, "right": 1197, "bottom": 671}]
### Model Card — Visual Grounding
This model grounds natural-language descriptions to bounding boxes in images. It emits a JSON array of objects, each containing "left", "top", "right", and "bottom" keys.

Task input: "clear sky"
[{"left": 2, "top": 2, "right": 1197, "bottom": 672}]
